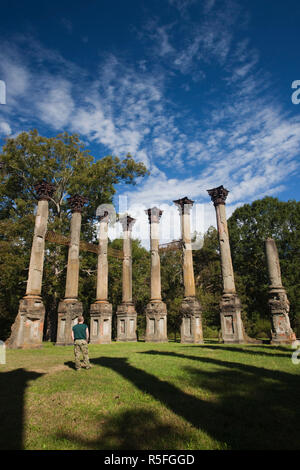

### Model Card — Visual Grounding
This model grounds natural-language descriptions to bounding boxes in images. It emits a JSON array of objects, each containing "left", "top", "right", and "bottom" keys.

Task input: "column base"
[
  {"left": 116, "top": 303, "right": 137, "bottom": 342},
  {"left": 145, "top": 300, "right": 168, "bottom": 342},
  {"left": 6, "top": 296, "right": 45, "bottom": 349},
  {"left": 89, "top": 301, "right": 112, "bottom": 344},
  {"left": 269, "top": 289, "right": 296, "bottom": 345},
  {"left": 180, "top": 296, "right": 204, "bottom": 344},
  {"left": 220, "top": 293, "right": 260, "bottom": 344},
  {"left": 56, "top": 299, "right": 83, "bottom": 346}
]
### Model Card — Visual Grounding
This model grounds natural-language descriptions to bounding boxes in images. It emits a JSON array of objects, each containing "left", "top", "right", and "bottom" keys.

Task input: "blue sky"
[{"left": 0, "top": 0, "right": 300, "bottom": 244}]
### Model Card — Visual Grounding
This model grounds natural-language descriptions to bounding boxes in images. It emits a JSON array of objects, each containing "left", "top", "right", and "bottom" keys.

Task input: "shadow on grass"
[
  {"left": 0, "top": 369, "right": 44, "bottom": 450},
  {"left": 64, "top": 361, "right": 77, "bottom": 370},
  {"left": 180, "top": 344, "right": 292, "bottom": 359},
  {"left": 57, "top": 353, "right": 300, "bottom": 449},
  {"left": 139, "top": 350, "right": 300, "bottom": 449},
  {"left": 57, "top": 408, "right": 192, "bottom": 450}
]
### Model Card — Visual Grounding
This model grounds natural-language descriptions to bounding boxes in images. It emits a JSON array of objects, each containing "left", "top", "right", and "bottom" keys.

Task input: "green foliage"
[
  {"left": 0, "top": 130, "right": 299, "bottom": 341},
  {"left": 0, "top": 130, "right": 148, "bottom": 340},
  {"left": 193, "top": 226, "right": 222, "bottom": 329},
  {"left": 161, "top": 250, "right": 183, "bottom": 339},
  {"left": 108, "top": 238, "right": 150, "bottom": 339},
  {"left": 228, "top": 197, "right": 300, "bottom": 335}
]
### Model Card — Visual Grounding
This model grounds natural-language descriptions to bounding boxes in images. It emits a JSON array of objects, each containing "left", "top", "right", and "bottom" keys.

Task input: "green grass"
[{"left": 1, "top": 340, "right": 300, "bottom": 450}]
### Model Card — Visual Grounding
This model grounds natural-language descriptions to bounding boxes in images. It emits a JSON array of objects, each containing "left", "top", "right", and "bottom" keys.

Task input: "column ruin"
[
  {"left": 265, "top": 238, "right": 296, "bottom": 344},
  {"left": 56, "top": 194, "right": 87, "bottom": 346},
  {"left": 6, "top": 181, "right": 55, "bottom": 348},
  {"left": 174, "top": 197, "right": 203, "bottom": 343},
  {"left": 207, "top": 185, "right": 247, "bottom": 343},
  {"left": 116, "top": 215, "right": 137, "bottom": 342},
  {"left": 89, "top": 211, "right": 112, "bottom": 343},
  {"left": 144, "top": 207, "right": 168, "bottom": 342}
]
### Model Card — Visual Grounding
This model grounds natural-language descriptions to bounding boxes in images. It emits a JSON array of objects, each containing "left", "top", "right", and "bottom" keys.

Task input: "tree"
[
  {"left": 0, "top": 129, "right": 148, "bottom": 339},
  {"left": 108, "top": 238, "right": 150, "bottom": 339},
  {"left": 160, "top": 249, "right": 183, "bottom": 340},
  {"left": 192, "top": 226, "right": 222, "bottom": 337},
  {"left": 227, "top": 197, "right": 300, "bottom": 337}
]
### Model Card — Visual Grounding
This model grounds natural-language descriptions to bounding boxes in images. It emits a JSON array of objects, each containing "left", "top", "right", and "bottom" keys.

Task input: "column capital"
[
  {"left": 145, "top": 207, "right": 163, "bottom": 224},
  {"left": 119, "top": 215, "right": 136, "bottom": 231},
  {"left": 67, "top": 194, "right": 88, "bottom": 213},
  {"left": 173, "top": 196, "right": 194, "bottom": 214},
  {"left": 97, "top": 211, "right": 110, "bottom": 223},
  {"left": 207, "top": 185, "right": 229, "bottom": 206},
  {"left": 34, "top": 180, "right": 56, "bottom": 201}
]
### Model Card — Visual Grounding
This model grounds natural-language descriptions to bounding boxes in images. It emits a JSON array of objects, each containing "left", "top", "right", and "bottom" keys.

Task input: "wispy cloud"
[{"left": 0, "top": 0, "right": 299, "bottom": 246}]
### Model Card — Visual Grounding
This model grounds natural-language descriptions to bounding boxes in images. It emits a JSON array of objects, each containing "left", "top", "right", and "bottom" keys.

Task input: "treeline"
[{"left": 0, "top": 131, "right": 299, "bottom": 340}]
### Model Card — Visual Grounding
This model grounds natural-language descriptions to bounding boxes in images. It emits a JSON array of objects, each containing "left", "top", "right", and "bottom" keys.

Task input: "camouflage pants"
[{"left": 74, "top": 339, "right": 90, "bottom": 369}]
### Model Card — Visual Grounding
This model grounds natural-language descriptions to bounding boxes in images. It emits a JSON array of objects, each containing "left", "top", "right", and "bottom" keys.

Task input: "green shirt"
[{"left": 72, "top": 323, "right": 88, "bottom": 340}]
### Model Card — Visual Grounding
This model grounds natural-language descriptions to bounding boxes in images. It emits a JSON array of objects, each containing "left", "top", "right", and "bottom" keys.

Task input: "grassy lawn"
[{"left": 1, "top": 340, "right": 300, "bottom": 450}]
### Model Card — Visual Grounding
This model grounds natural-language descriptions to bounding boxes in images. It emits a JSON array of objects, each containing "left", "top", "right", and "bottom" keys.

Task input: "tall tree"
[
  {"left": 0, "top": 130, "right": 148, "bottom": 339},
  {"left": 227, "top": 197, "right": 300, "bottom": 336}
]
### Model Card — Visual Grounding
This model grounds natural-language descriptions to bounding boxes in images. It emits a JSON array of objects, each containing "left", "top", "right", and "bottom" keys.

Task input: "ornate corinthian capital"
[
  {"left": 207, "top": 185, "right": 229, "bottom": 206},
  {"left": 34, "top": 180, "right": 56, "bottom": 201}
]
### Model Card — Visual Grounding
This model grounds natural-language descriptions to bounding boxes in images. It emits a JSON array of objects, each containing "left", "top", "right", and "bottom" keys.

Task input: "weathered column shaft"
[
  {"left": 65, "top": 211, "right": 82, "bottom": 299},
  {"left": 215, "top": 203, "right": 236, "bottom": 294},
  {"left": 116, "top": 215, "right": 137, "bottom": 342},
  {"left": 150, "top": 221, "right": 162, "bottom": 300},
  {"left": 96, "top": 217, "right": 109, "bottom": 301},
  {"left": 182, "top": 211, "right": 196, "bottom": 297},
  {"left": 174, "top": 196, "right": 203, "bottom": 344},
  {"left": 122, "top": 230, "right": 132, "bottom": 303},
  {"left": 144, "top": 207, "right": 167, "bottom": 343},
  {"left": 56, "top": 194, "right": 86, "bottom": 346},
  {"left": 265, "top": 238, "right": 283, "bottom": 289},
  {"left": 89, "top": 211, "right": 112, "bottom": 344},
  {"left": 25, "top": 199, "right": 49, "bottom": 297},
  {"left": 7, "top": 180, "right": 56, "bottom": 349}
]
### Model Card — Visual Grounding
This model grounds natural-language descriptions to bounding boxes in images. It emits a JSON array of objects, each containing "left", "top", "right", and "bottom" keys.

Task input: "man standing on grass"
[{"left": 71, "top": 316, "right": 91, "bottom": 370}]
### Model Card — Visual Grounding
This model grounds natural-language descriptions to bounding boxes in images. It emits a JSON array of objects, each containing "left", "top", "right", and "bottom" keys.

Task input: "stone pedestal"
[
  {"left": 219, "top": 294, "right": 245, "bottom": 343},
  {"left": 180, "top": 296, "right": 203, "bottom": 343},
  {"left": 174, "top": 197, "right": 204, "bottom": 344},
  {"left": 265, "top": 238, "right": 296, "bottom": 344},
  {"left": 6, "top": 297, "right": 45, "bottom": 349},
  {"left": 269, "top": 289, "right": 296, "bottom": 344},
  {"left": 90, "top": 301, "right": 113, "bottom": 344},
  {"left": 116, "top": 303, "right": 137, "bottom": 342},
  {"left": 56, "top": 299, "right": 83, "bottom": 346},
  {"left": 145, "top": 300, "right": 168, "bottom": 342},
  {"left": 6, "top": 181, "right": 55, "bottom": 349}
]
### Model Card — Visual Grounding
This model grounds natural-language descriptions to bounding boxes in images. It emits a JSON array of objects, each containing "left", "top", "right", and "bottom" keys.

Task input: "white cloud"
[
  {"left": 36, "top": 79, "right": 75, "bottom": 128},
  {"left": 0, "top": 3, "right": 299, "bottom": 241},
  {"left": 0, "top": 121, "right": 12, "bottom": 135}
]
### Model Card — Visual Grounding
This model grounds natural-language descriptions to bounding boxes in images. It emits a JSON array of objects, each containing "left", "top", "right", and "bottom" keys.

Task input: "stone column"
[
  {"left": 265, "top": 238, "right": 296, "bottom": 344},
  {"left": 144, "top": 207, "right": 168, "bottom": 342},
  {"left": 116, "top": 215, "right": 137, "bottom": 342},
  {"left": 207, "top": 185, "right": 247, "bottom": 343},
  {"left": 6, "top": 181, "right": 55, "bottom": 349},
  {"left": 56, "top": 194, "right": 87, "bottom": 346},
  {"left": 174, "top": 197, "right": 203, "bottom": 343},
  {"left": 90, "top": 211, "right": 112, "bottom": 343}
]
